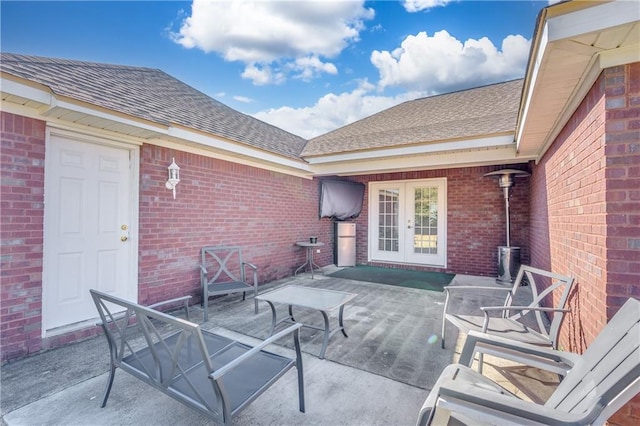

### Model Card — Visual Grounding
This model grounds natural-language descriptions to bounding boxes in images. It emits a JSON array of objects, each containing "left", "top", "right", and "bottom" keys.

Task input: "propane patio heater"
[{"left": 484, "top": 169, "right": 530, "bottom": 283}]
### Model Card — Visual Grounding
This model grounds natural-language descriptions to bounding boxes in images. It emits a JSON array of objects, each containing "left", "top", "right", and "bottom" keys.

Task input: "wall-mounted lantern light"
[{"left": 165, "top": 158, "right": 180, "bottom": 199}]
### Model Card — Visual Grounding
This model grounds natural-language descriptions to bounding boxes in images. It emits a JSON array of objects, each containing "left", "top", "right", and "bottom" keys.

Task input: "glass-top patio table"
[{"left": 256, "top": 285, "right": 357, "bottom": 359}]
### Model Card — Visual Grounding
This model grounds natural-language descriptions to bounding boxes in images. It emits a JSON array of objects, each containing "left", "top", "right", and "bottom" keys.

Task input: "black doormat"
[{"left": 327, "top": 265, "right": 454, "bottom": 292}]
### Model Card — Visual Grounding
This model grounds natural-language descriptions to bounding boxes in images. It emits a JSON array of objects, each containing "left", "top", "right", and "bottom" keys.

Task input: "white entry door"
[
  {"left": 43, "top": 132, "right": 137, "bottom": 331},
  {"left": 369, "top": 178, "right": 447, "bottom": 267}
]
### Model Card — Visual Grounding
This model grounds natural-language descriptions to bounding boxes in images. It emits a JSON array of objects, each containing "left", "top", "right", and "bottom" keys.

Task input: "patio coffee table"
[{"left": 256, "top": 285, "right": 357, "bottom": 359}]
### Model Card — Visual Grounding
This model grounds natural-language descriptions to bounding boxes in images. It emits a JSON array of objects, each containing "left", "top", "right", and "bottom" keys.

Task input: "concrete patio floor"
[{"left": 1, "top": 269, "right": 559, "bottom": 425}]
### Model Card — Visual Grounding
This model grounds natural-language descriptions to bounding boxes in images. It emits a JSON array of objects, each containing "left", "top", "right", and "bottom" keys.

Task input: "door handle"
[{"left": 121, "top": 236, "right": 128, "bottom": 242}]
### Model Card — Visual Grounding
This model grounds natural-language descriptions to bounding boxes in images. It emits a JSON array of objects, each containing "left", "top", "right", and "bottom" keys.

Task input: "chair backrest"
[
  {"left": 505, "top": 265, "right": 575, "bottom": 348},
  {"left": 90, "top": 289, "right": 215, "bottom": 386},
  {"left": 545, "top": 297, "right": 640, "bottom": 424},
  {"left": 201, "top": 246, "right": 245, "bottom": 284}
]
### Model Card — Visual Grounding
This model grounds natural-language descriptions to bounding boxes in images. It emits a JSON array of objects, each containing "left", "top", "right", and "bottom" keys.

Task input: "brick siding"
[
  {"left": 530, "top": 63, "right": 640, "bottom": 424},
  {"left": 0, "top": 112, "right": 46, "bottom": 361},
  {"left": 137, "top": 144, "right": 334, "bottom": 306},
  {"left": 348, "top": 165, "right": 530, "bottom": 276}
]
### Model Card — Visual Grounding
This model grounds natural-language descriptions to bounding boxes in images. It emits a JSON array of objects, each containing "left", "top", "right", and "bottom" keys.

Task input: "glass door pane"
[
  {"left": 405, "top": 180, "right": 446, "bottom": 266},
  {"left": 413, "top": 187, "right": 438, "bottom": 255},
  {"left": 378, "top": 188, "right": 399, "bottom": 252}
]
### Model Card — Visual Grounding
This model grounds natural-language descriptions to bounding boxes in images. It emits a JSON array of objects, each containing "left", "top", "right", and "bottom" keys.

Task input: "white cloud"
[
  {"left": 371, "top": 30, "right": 530, "bottom": 94},
  {"left": 402, "top": 0, "right": 454, "bottom": 13},
  {"left": 253, "top": 80, "right": 420, "bottom": 139},
  {"left": 233, "top": 95, "right": 254, "bottom": 103},
  {"left": 171, "top": 0, "right": 374, "bottom": 85},
  {"left": 241, "top": 63, "right": 285, "bottom": 86},
  {"left": 254, "top": 27, "right": 531, "bottom": 139},
  {"left": 290, "top": 56, "right": 338, "bottom": 81}
]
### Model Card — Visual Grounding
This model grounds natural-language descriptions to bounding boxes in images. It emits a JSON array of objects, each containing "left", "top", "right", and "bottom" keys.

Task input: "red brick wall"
[
  {"left": 530, "top": 72, "right": 608, "bottom": 352},
  {"left": 603, "top": 64, "right": 640, "bottom": 313},
  {"left": 530, "top": 63, "right": 640, "bottom": 424},
  {"left": 137, "top": 145, "right": 335, "bottom": 305},
  {"left": 603, "top": 63, "right": 640, "bottom": 426},
  {"left": 0, "top": 112, "right": 46, "bottom": 361},
  {"left": 347, "top": 165, "right": 530, "bottom": 276}
]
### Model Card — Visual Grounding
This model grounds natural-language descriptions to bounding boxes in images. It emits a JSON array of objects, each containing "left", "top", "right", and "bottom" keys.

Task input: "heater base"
[{"left": 497, "top": 246, "right": 521, "bottom": 283}]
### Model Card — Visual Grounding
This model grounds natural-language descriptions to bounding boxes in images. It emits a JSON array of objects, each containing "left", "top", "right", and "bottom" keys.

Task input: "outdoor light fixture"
[
  {"left": 165, "top": 158, "right": 180, "bottom": 199},
  {"left": 484, "top": 168, "right": 530, "bottom": 283}
]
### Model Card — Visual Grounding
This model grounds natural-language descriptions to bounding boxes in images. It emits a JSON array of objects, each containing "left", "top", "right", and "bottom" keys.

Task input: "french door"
[{"left": 368, "top": 178, "right": 447, "bottom": 267}]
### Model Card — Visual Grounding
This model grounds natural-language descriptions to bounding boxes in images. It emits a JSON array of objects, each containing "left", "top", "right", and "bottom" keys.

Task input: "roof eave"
[
  {"left": 305, "top": 134, "right": 535, "bottom": 176},
  {"left": 516, "top": 0, "right": 640, "bottom": 161},
  {"left": 1, "top": 74, "right": 313, "bottom": 179}
]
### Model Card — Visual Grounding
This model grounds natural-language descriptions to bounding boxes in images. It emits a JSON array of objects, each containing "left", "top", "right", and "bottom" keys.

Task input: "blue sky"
[{"left": 2, "top": 0, "right": 549, "bottom": 138}]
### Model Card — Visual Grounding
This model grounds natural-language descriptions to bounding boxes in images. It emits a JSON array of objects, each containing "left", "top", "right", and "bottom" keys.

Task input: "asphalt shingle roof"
[
  {"left": 302, "top": 79, "right": 523, "bottom": 157},
  {"left": 1, "top": 53, "right": 307, "bottom": 160},
  {"left": 2, "top": 53, "right": 524, "bottom": 162}
]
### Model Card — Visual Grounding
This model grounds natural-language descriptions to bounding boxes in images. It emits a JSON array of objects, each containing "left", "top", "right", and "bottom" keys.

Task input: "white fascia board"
[
  {"left": 600, "top": 43, "right": 640, "bottom": 68},
  {"left": 166, "top": 126, "right": 312, "bottom": 175},
  {"left": 546, "top": 0, "right": 639, "bottom": 42},
  {"left": 516, "top": 23, "right": 549, "bottom": 151},
  {"left": 305, "top": 135, "right": 515, "bottom": 165},
  {"left": 311, "top": 145, "right": 531, "bottom": 177},
  {"left": 1, "top": 76, "right": 53, "bottom": 105},
  {"left": 148, "top": 137, "right": 314, "bottom": 179}
]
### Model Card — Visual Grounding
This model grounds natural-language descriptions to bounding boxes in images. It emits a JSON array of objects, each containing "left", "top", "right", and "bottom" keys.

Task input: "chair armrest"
[
  {"left": 459, "top": 330, "right": 579, "bottom": 370},
  {"left": 147, "top": 295, "right": 192, "bottom": 321},
  {"left": 480, "top": 305, "right": 570, "bottom": 313},
  {"left": 442, "top": 286, "right": 513, "bottom": 318},
  {"left": 444, "top": 285, "right": 513, "bottom": 294},
  {"left": 209, "top": 323, "right": 303, "bottom": 380},
  {"left": 242, "top": 261, "right": 258, "bottom": 271},
  {"left": 436, "top": 378, "right": 588, "bottom": 425},
  {"left": 146, "top": 295, "right": 191, "bottom": 310}
]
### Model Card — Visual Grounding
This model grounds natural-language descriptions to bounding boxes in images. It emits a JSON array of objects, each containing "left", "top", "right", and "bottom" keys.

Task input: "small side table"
[{"left": 295, "top": 242, "right": 325, "bottom": 279}]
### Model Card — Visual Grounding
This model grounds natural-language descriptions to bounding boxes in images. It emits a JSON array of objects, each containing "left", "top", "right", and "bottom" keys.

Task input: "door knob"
[{"left": 121, "top": 236, "right": 128, "bottom": 242}]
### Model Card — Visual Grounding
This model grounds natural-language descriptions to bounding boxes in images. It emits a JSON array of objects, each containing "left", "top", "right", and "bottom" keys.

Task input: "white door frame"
[
  {"left": 42, "top": 126, "right": 140, "bottom": 336},
  {"left": 368, "top": 178, "right": 447, "bottom": 268}
]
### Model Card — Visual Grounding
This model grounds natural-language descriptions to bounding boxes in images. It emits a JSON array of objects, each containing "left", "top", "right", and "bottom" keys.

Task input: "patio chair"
[
  {"left": 418, "top": 297, "right": 640, "bottom": 426},
  {"left": 90, "top": 289, "right": 304, "bottom": 425},
  {"left": 441, "top": 265, "right": 575, "bottom": 372},
  {"left": 201, "top": 246, "right": 258, "bottom": 322}
]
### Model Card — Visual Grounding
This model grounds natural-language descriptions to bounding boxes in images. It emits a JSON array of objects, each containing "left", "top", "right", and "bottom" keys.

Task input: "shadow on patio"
[{"left": 1, "top": 268, "right": 558, "bottom": 425}]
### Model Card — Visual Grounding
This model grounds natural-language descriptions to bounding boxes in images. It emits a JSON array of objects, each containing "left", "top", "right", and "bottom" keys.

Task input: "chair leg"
[
  {"left": 441, "top": 318, "right": 446, "bottom": 349},
  {"left": 203, "top": 294, "right": 209, "bottom": 323},
  {"left": 293, "top": 328, "right": 305, "bottom": 413},
  {"left": 101, "top": 363, "right": 117, "bottom": 408}
]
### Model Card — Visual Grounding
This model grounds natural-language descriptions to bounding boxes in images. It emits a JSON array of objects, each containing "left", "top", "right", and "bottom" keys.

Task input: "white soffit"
[
  {"left": 311, "top": 145, "right": 533, "bottom": 177},
  {"left": 517, "top": 0, "right": 640, "bottom": 159},
  {"left": 308, "top": 135, "right": 535, "bottom": 177},
  {"left": 306, "top": 135, "right": 516, "bottom": 164}
]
